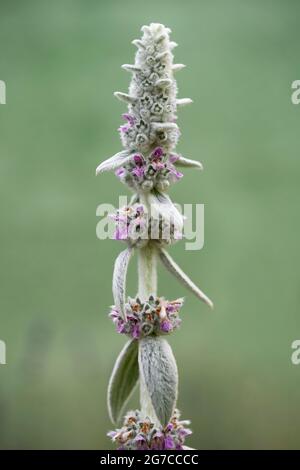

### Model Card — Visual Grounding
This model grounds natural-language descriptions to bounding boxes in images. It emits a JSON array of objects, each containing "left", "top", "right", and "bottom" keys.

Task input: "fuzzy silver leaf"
[
  {"left": 139, "top": 336, "right": 178, "bottom": 426},
  {"left": 107, "top": 339, "right": 139, "bottom": 425},
  {"left": 174, "top": 156, "right": 203, "bottom": 171},
  {"left": 112, "top": 248, "right": 133, "bottom": 320},
  {"left": 95, "top": 150, "right": 132, "bottom": 176}
]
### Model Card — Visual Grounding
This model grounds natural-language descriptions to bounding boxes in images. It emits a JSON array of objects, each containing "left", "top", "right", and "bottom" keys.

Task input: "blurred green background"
[{"left": 0, "top": 0, "right": 300, "bottom": 450}]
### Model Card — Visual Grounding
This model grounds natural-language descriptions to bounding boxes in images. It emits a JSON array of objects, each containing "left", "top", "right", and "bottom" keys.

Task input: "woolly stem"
[
  {"left": 137, "top": 192, "right": 157, "bottom": 302},
  {"left": 137, "top": 243, "right": 159, "bottom": 425},
  {"left": 137, "top": 245, "right": 157, "bottom": 301}
]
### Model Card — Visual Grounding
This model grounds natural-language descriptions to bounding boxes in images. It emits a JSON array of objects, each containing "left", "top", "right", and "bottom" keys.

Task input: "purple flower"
[
  {"left": 118, "top": 124, "right": 130, "bottom": 133},
  {"left": 122, "top": 113, "right": 135, "bottom": 126},
  {"left": 163, "top": 435, "right": 175, "bottom": 449},
  {"left": 132, "top": 323, "right": 141, "bottom": 339},
  {"left": 133, "top": 154, "right": 145, "bottom": 166},
  {"left": 134, "top": 434, "right": 148, "bottom": 449},
  {"left": 153, "top": 430, "right": 164, "bottom": 440},
  {"left": 115, "top": 167, "right": 126, "bottom": 179},
  {"left": 126, "top": 312, "right": 137, "bottom": 322},
  {"left": 165, "top": 423, "right": 173, "bottom": 432},
  {"left": 152, "top": 161, "right": 164, "bottom": 171},
  {"left": 179, "top": 427, "right": 192, "bottom": 438},
  {"left": 169, "top": 153, "right": 179, "bottom": 163},
  {"left": 131, "top": 166, "right": 145, "bottom": 179},
  {"left": 135, "top": 205, "right": 144, "bottom": 216},
  {"left": 116, "top": 321, "right": 127, "bottom": 334},
  {"left": 160, "top": 320, "right": 173, "bottom": 333},
  {"left": 151, "top": 431, "right": 164, "bottom": 450},
  {"left": 114, "top": 224, "right": 128, "bottom": 240},
  {"left": 166, "top": 299, "right": 183, "bottom": 313},
  {"left": 169, "top": 166, "right": 183, "bottom": 181},
  {"left": 152, "top": 147, "right": 164, "bottom": 159},
  {"left": 109, "top": 309, "right": 119, "bottom": 320}
]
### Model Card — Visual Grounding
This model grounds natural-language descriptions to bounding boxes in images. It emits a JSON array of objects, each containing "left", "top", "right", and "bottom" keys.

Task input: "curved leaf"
[
  {"left": 112, "top": 248, "right": 133, "bottom": 320},
  {"left": 174, "top": 156, "right": 203, "bottom": 171},
  {"left": 95, "top": 150, "right": 132, "bottom": 176},
  {"left": 176, "top": 98, "right": 193, "bottom": 106},
  {"left": 139, "top": 336, "right": 178, "bottom": 426},
  {"left": 107, "top": 339, "right": 139, "bottom": 425},
  {"left": 158, "top": 247, "right": 213, "bottom": 309}
]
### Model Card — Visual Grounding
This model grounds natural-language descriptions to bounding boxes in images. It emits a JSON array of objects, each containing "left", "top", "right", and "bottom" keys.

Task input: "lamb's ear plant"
[{"left": 97, "top": 23, "right": 213, "bottom": 451}]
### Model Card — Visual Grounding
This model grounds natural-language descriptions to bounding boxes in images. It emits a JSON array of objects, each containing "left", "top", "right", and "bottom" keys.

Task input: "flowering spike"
[
  {"left": 98, "top": 23, "right": 200, "bottom": 189},
  {"left": 99, "top": 24, "right": 213, "bottom": 449}
]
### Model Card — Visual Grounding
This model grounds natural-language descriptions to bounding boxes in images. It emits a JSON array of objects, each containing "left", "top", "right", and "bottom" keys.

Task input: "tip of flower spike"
[
  {"left": 169, "top": 41, "right": 178, "bottom": 49},
  {"left": 141, "top": 23, "right": 172, "bottom": 40}
]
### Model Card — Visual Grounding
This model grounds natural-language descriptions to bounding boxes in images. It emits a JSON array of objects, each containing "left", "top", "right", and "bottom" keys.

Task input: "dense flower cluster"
[
  {"left": 109, "top": 295, "right": 183, "bottom": 338},
  {"left": 115, "top": 146, "right": 183, "bottom": 191},
  {"left": 118, "top": 25, "right": 180, "bottom": 155},
  {"left": 108, "top": 409, "right": 192, "bottom": 450},
  {"left": 104, "top": 22, "right": 195, "bottom": 191},
  {"left": 110, "top": 202, "right": 182, "bottom": 247}
]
